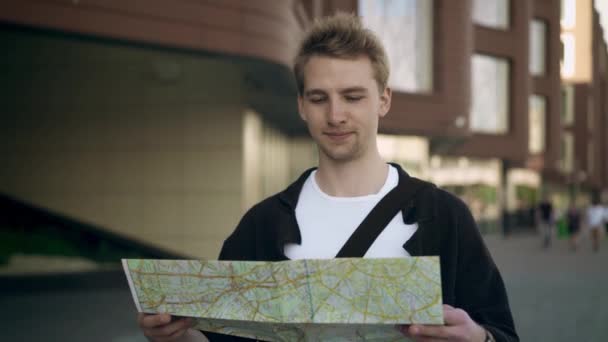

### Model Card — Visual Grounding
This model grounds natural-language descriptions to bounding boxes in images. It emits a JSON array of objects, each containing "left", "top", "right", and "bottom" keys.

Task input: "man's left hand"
[{"left": 398, "top": 304, "right": 487, "bottom": 341}]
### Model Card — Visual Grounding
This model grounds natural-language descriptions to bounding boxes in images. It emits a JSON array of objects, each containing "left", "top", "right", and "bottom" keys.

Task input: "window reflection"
[
  {"left": 561, "top": 84, "right": 574, "bottom": 126},
  {"left": 560, "top": 132, "right": 574, "bottom": 173},
  {"left": 359, "top": 0, "right": 433, "bottom": 93},
  {"left": 529, "top": 95, "right": 546, "bottom": 154},
  {"left": 471, "top": 54, "right": 510, "bottom": 134},
  {"left": 473, "top": 0, "right": 510, "bottom": 30},
  {"left": 530, "top": 20, "right": 547, "bottom": 76}
]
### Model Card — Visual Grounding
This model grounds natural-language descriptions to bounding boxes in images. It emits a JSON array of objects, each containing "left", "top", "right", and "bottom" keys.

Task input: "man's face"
[{"left": 298, "top": 55, "right": 391, "bottom": 163}]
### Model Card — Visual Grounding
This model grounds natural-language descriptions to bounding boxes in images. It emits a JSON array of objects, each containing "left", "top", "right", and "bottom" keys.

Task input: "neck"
[{"left": 315, "top": 149, "right": 388, "bottom": 197}]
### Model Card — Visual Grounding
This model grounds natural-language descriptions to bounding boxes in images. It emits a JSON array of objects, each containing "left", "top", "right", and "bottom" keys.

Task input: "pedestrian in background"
[
  {"left": 586, "top": 197, "right": 605, "bottom": 252},
  {"left": 566, "top": 202, "right": 581, "bottom": 251},
  {"left": 537, "top": 195, "right": 554, "bottom": 248},
  {"left": 604, "top": 201, "right": 608, "bottom": 236}
]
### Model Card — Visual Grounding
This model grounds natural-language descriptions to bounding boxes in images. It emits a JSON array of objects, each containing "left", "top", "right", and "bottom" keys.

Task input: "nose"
[{"left": 327, "top": 98, "right": 347, "bottom": 126}]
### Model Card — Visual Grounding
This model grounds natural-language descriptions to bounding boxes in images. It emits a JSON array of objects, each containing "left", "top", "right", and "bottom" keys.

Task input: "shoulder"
[
  {"left": 413, "top": 181, "right": 480, "bottom": 245},
  {"left": 219, "top": 194, "right": 284, "bottom": 260},
  {"left": 435, "top": 187, "right": 471, "bottom": 215},
  {"left": 410, "top": 178, "right": 471, "bottom": 219},
  {"left": 238, "top": 193, "right": 285, "bottom": 228}
]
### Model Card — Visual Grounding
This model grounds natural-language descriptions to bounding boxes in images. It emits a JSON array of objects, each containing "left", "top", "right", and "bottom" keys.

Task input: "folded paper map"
[{"left": 122, "top": 257, "right": 443, "bottom": 341}]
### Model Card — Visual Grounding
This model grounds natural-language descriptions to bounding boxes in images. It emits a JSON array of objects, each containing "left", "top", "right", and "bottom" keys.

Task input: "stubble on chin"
[{"left": 318, "top": 137, "right": 364, "bottom": 162}]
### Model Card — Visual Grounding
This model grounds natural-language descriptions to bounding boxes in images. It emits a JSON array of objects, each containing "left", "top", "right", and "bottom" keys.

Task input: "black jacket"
[{"left": 207, "top": 164, "right": 518, "bottom": 342}]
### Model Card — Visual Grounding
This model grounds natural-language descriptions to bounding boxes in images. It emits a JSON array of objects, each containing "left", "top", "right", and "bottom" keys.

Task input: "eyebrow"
[
  {"left": 303, "top": 87, "right": 369, "bottom": 97},
  {"left": 339, "top": 87, "right": 368, "bottom": 94},
  {"left": 303, "top": 89, "right": 326, "bottom": 97}
]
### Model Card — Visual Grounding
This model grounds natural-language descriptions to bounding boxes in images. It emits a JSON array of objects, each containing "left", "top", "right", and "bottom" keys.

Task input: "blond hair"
[{"left": 293, "top": 13, "right": 390, "bottom": 94}]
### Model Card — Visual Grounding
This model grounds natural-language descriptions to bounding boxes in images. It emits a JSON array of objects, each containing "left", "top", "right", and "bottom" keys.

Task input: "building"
[
  {"left": 0, "top": 0, "right": 606, "bottom": 264},
  {"left": 0, "top": 1, "right": 320, "bottom": 259},
  {"left": 560, "top": 0, "right": 608, "bottom": 205}
]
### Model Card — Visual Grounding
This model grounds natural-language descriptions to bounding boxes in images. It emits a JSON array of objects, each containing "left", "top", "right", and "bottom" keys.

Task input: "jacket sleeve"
[
  {"left": 218, "top": 205, "right": 259, "bottom": 261},
  {"left": 452, "top": 198, "right": 519, "bottom": 342}
]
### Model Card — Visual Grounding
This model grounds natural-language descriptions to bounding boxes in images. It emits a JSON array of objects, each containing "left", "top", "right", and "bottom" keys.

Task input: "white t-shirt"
[{"left": 284, "top": 165, "right": 417, "bottom": 259}]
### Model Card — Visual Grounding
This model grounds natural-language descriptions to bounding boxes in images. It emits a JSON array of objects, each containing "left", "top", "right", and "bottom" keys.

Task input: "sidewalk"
[{"left": 484, "top": 232, "right": 608, "bottom": 342}]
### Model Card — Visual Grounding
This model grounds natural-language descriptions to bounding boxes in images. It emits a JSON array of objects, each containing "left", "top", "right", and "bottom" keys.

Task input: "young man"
[{"left": 138, "top": 13, "right": 518, "bottom": 342}]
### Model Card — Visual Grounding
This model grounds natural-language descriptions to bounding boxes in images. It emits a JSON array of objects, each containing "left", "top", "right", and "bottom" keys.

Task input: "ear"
[
  {"left": 378, "top": 86, "right": 392, "bottom": 118},
  {"left": 297, "top": 95, "right": 307, "bottom": 121}
]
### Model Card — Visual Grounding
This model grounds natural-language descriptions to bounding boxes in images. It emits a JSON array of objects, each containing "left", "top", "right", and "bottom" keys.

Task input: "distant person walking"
[
  {"left": 537, "top": 196, "right": 554, "bottom": 248},
  {"left": 604, "top": 202, "right": 608, "bottom": 235},
  {"left": 566, "top": 203, "right": 581, "bottom": 251},
  {"left": 586, "top": 198, "right": 605, "bottom": 252}
]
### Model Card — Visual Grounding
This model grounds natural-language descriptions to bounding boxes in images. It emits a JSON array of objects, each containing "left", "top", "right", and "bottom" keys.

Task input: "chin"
[{"left": 322, "top": 148, "right": 361, "bottom": 162}]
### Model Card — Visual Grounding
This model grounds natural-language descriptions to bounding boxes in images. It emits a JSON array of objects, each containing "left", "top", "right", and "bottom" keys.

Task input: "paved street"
[
  {"left": 2, "top": 232, "right": 607, "bottom": 342},
  {"left": 484, "top": 231, "right": 608, "bottom": 342}
]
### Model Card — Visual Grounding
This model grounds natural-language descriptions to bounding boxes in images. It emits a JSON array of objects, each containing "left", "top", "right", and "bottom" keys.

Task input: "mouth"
[{"left": 324, "top": 131, "right": 354, "bottom": 142}]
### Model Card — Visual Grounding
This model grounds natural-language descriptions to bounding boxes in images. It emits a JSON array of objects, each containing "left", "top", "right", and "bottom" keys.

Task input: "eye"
[
  {"left": 345, "top": 95, "right": 364, "bottom": 102},
  {"left": 309, "top": 96, "right": 327, "bottom": 104}
]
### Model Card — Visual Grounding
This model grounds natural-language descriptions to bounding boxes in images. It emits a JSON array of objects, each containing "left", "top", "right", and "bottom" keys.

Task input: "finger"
[
  {"left": 151, "top": 327, "right": 191, "bottom": 342},
  {"left": 146, "top": 318, "right": 193, "bottom": 338},
  {"left": 145, "top": 318, "right": 192, "bottom": 337},
  {"left": 396, "top": 324, "right": 410, "bottom": 336},
  {"left": 140, "top": 313, "right": 172, "bottom": 328},
  {"left": 165, "top": 326, "right": 192, "bottom": 341},
  {"left": 407, "top": 331, "right": 448, "bottom": 342},
  {"left": 411, "top": 337, "right": 448, "bottom": 342},
  {"left": 408, "top": 324, "right": 452, "bottom": 340},
  {"left": 443, "top": 306, "right": 470, "bottom": 326}
]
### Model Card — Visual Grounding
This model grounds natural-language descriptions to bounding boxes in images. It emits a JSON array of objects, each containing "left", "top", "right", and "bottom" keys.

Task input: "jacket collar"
[
  {"left": 275, "top": 163, "right": 433, "bottom": 257},
  {"left": 277, "top": 166, "right": 316, "bottom": 210},
  {"left": 277, "top": 162, "right": 411, "bottom": 208}
]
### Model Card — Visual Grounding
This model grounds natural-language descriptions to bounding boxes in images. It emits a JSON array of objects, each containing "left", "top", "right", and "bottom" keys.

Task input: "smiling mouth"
[{"left": 324, "top": 132, "right": 353, "bottom": 141}]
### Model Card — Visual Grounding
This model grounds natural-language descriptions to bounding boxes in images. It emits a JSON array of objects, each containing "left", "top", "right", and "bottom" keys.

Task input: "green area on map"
[{"left": 123, "top": 257, "right": 443, "bottom": 341}]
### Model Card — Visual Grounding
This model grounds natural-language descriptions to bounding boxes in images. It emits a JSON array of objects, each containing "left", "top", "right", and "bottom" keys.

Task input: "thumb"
[{"left": 443, "top": 305, "right": 469, "bottom": 326}]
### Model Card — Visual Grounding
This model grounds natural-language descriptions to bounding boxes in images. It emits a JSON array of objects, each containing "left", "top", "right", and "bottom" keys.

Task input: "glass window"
[
  {"left": 359, "top": 0, "right": 433, "bottom": 93},
  {"left": 530, "top": 20, "right": 547, "bottom": 76},
  {"left": 473, "top": 0, "right": 510, "bottom": 29},
  {"left": 471, "top": 54, "right": 510, "bottom": 134},
  {"left": 561, "top": 0, "right": 576, "bottom": 29},
  {"left": 529, "top": 95, "right": 546, "bottom": 154},
  {"left": 561, "top": 33, "right": 575, "bottom": 78},
  {"left": 588, "top": 141, "right": 594, "bottom": 174},
  {"left": 561, "top": 84, "right": 574, "bottom": 125},
  {"left": 560, "top": 132, "right": 574, "bottom": 173}
]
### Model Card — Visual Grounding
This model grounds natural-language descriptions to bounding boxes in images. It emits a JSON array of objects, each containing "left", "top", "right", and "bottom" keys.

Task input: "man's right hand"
[{"left": 137, "top": 313, "right": 195, "bottom": 342}]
